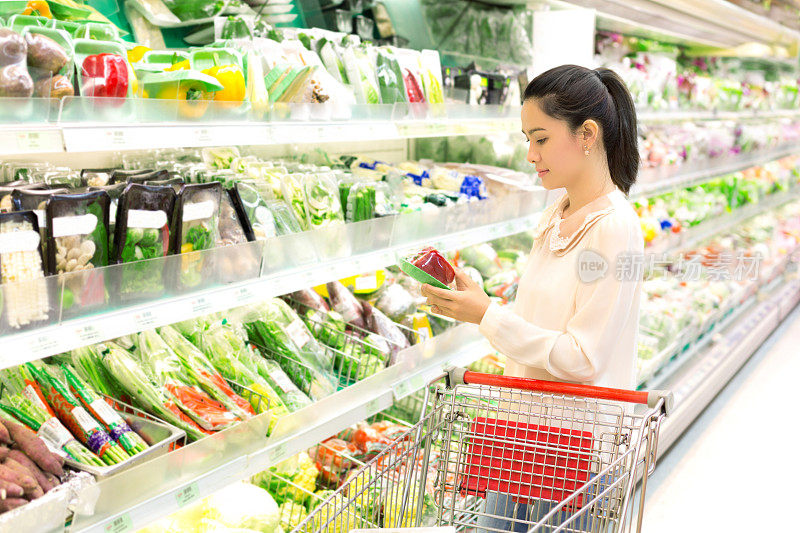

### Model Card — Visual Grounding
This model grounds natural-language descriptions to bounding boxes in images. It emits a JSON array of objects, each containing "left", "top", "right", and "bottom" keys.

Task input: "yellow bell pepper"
[
  {"left": 153, "top": 81, "right": 212, "bottom": 119},
  {"left": 127, "top": 46, "right": 151, "bottom": 64},
  {"left": 202, "top": 64, "right": 245, "bottom": 108},
  {"left": 165, "top": 60, "right": 190, "bottom": 72},
  {"left": 23, "top": 0, "right": 52, "bottom": 17}
]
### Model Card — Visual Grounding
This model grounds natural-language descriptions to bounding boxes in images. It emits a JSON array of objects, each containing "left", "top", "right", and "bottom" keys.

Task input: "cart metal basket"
[{"left": 295, "top": 367, "right": 672, "bottom": 533}]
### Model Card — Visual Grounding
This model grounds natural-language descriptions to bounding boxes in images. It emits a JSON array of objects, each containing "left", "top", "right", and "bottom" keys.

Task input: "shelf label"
[
  {"left": 354, "top": 273, "right": 378, "bottom": 292},
  {"left": 269, "top": 442, "right": 288, "bottom": 465},
  {"left": 175, "top": 482, "right": 200, "bottom": 508},
  {"left": 133, "top": 310, "right": 157, "bottom": 330},
  {"left": 392, "top": 374, "right": 426, "bottom": 401},
  {"left": 29, "top": 333, "right": 58, "bottom": 356},
  {"left": 194, "top": 128, "right": 212, "bottom": 144},
  {"left": 104, "top": 513, "right": 133, "bottom": 533},
  {"left": 191, "top": 296, "right": 212, "bottom": 315},
  {"left": 16, "top": 131, "right": 43, "bottom": 151},
  {"left": 107, "top": 129, "right": 128, "bottom": 147},
  {"left": 234, "top": 286, "right": 254, "bottom": 305},
  {"left": 76, "top": 324, "right": 102, "bottom": 344},
  {"left": 365, "top": 398, "right": 381, "bottom": 418}
]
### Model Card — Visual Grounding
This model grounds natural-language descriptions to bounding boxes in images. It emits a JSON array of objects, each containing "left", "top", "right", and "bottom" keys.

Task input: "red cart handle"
[{"left": 447, "top": 367, "right": 673, "bottom": 414}]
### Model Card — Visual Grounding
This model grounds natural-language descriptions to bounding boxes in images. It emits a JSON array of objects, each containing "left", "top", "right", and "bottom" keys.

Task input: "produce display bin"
[{"left": 0, "top": 470, "right": 95, "bottom": 531}]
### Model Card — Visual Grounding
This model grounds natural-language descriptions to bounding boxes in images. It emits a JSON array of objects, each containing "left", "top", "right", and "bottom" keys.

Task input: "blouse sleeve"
[{"left": 478, "top": 214, "right": 641, "bottom": 382}]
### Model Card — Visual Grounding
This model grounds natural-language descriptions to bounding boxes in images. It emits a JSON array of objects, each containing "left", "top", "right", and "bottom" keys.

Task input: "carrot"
[
  {"left": 2, "top": 419, "right": 63, "bottom": 477},
  {"left": 0, "top": 463, "right": 38, "bottom": 497},
  {"left": 0, "top": 478, "right": 24, "bottom": 499},
  {"left": 0, "top": 498, "right": 27, "bottom": 512},
  {"left": 8, "top": 450, "right": 54, "bottom": 493},
  {"left": 0, "top": 420, "right": 10, "bottom": 445}
]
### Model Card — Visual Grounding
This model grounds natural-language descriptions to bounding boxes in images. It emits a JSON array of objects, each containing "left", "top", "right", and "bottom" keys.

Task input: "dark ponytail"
[{"left": 523, "top": 65, "right": 639, "bottom": 194}]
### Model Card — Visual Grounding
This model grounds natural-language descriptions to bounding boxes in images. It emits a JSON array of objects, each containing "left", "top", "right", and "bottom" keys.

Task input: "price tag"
[
  {"left": 269, "top": 442, "right": 288, "bottom": 465},
  {"left": 16, "top": 131, "right": 42, "bottom": 151},
  {"left": 234, "top": 286, "right": 254, "bottom": 305},
  {"left": 175, "top": 482, "right": 200, "bottom": 508},
  {"left": 354, "top": 273, "right": 378, "bottom": 292},
  {"left": 392, "top": 374, "right": 426, "bottom": 401},
  {"left": 76, "top": 324, "right": 102, "bottom": 344},
  {"left": 133, "top": 310, "right": 157, "bottom": 330},
  {"left": 194, "top": 128, "right": 212, "bottom": 144},
  {"left": 191, "top": 296, "right": 212, "bottom": 315},
  {"left": 29, "top": 333, "right": 58, "bottom": 356},
  {"left": 107, "top": 129, "right": 128, "bottom": 147},
  {"left": 365, "top": 398, "right": 381, "bottom": 418},
  {"left": 104, "top": 513, "right": 133, "bottom": 533}
]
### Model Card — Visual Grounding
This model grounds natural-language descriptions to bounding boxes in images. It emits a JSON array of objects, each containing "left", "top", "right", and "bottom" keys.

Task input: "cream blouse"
[{"left": 479, "top": 188, "right": 643, "bottom": 389}]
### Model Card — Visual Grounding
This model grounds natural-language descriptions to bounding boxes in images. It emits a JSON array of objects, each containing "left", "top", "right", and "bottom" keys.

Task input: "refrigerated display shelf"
[
  {"left": 68, "top": 323, "right": 491, "bottom": 533},
  {"left": 0, "top": 193, "right": 543, "bottom": 370},
  {"left": 631, "top": 145, "right": 799, "bottom": 198},
  {"left": 656, "top": 273, "right": 800, "bottom": 455},
  {"left": 2, "top": 102, "right": 797, "bottom": 155},
  {"left": 646, "top": 188, "right": 799, "bottom": 256}
]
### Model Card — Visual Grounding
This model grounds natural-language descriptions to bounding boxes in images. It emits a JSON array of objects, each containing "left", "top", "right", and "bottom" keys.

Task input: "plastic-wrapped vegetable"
[
  {"left": 459, "top": 243, "right": 501, "bottom": 278},
  {"left": 375, "top": 283, "right": 417, "bottom": 321},
  {"left": 375, "top": 47, "right": 406, "bottom": 104},
  {"left": 0, "top": 212, "right": 50, "bottom": 329},
  {"left": 113, "top": 184, "right": 176, "bottom": 301},
  {"left": 238, "top": 299, "right": 337, "bottom": 401},
  {"left": 241, "top": 356, "right": 313, "bottom": 412},
  {"left": 326, "top": 280, "right": 366, "bottom": 329},
  {"left": 342, "top": 44, "right": 380, "bottom": 105},
  {"left": 362, "top": 302, "right": 411, "bottom": 357},
  {"left": 289, "top": 288, "right": 329, "bottom": 313},
  {"left": 45, "top": 191, "right": 110, "bottom": 315},
  {"left": 303, "top": 173, "right": 344, "bottom": 228},
  {"left": 174, "top": 183, "right": 221, "bottom": 289},
  {"left": 280, "top": 173, "right": 310, "bottom": 231}
]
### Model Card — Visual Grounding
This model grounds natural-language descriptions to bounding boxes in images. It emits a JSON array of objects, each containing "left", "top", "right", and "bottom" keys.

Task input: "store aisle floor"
[{"left": 642, "top": 303, "right": 800, "bottom": 532}]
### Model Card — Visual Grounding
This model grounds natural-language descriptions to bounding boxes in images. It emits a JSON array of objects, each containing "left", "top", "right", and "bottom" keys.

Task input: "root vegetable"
[
  {"left": 0, "top": 420, "right": 10, "bottom": 445},
  {"left": 0, "top": 478, "right": 24, "bottom": 499},
  {"left": 2, "top": 419, "right": 63, "bottom": 477},
  {"left": 0, "top": 447, "right": 8, "bottom": 461},
  {"left": 8, "top": 450, "right": 54, "bottom": 493},
  {"left": 33, "top": 74, "right": 74, "bottom": 99},
  {"left": 0, "top": 463, "right": 38, "bottom": 496},
  {"left": 0, "top": 498, "right": 28, "bottom": 512},
  {"left": 25, "top": 33, "right": 68, "bottom": 75}
]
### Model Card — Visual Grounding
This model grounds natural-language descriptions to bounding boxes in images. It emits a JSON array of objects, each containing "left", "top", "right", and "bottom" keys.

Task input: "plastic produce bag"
[
  {"left": 303, "top": 173, "right": 344, "bottom": 228},
  {"left": 326, "top": 280, "right": 366, "bottom": 329},
  {"left": 362, "top": 302, "right": 411, "bottom": 358},
  {"left": 0, "top": 29, "right": 34, "bottom": 97},
  {"left": 0, "top": 211, "right": 49, "bottom": 329},
  {"left": 174, "top": 183, "right": 221, "bottom": 290},
  {"left": 375, "top": 47, "right": 406, "bottom": 104},
  {"left": 342, "top": 43, "right": 380, "bottom": 104},
  {"left": 45, "top": 191, "right": 110, "bottom": 316},
  {"left": 113, "top": 184, "right": 176, "bottom": 302}
]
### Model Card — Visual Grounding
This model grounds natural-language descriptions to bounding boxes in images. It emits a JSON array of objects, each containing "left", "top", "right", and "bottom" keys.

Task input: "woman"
[{"left": 422, "top": 65, "right": 644, "bottom": 531}]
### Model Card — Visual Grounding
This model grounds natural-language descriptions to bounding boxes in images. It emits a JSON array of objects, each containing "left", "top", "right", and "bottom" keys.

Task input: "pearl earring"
[{"left": 584, "top": 146, "right": 590, "bottom": 156}]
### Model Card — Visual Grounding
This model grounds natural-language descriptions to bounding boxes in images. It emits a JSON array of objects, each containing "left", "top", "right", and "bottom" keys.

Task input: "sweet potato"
[
  {"left": 0, "top": 420, "right": 10, "bottom": 445},
  {"left": 44, "top": 472, "right": 60, "bottom": 490},
  {"left": 0, "top": 461, "right": 39, "bottom": 497},
  {"left": 0, "top": 478, "right": 24, "bottom": 499},
  {"left": 8, "top": 451, "right": 54, "bottom": 493},
  {"left": 0, "top": 446, "right": 8, "bottom": 461},
  {"left": 0, "top": 498, "right": 27, "bottom": 512},
  {"left": 3, "top": 419, "right": 63, "bottom": 477}
]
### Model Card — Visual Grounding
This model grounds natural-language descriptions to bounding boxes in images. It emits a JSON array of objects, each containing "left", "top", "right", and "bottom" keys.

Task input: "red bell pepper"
[
  {"left": 80, "top": 53, "right": 129, "bottom": 98},
  {"left": 412, "top": 247, "right": 455, "bottom": 285}
]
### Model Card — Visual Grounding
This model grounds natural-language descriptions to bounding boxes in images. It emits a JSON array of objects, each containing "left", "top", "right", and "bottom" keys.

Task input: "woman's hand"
[{"left": 421, "top": 269, "right": 491, "bottom": 325}]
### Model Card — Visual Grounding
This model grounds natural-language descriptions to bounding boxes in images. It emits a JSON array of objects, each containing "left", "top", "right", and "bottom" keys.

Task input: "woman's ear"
[{"left": 581, "top": 119, "right": 600, "bottom": 150}]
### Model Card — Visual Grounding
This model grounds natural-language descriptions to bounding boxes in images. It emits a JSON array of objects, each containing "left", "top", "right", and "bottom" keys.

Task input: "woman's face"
[{"left": 521, "top": 99, "right": 586, "bottom": 190}]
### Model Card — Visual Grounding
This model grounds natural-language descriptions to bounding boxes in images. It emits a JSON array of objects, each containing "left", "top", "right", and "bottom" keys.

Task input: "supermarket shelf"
[
  {"left": 0, "top": 125, "right": 64, "bottom": 156},
  {"left": 631, "top": 145, "right": 799, "bottom": 199},
  {"left": 547, "top": 0, "right": 800, "bottom": 50},
  {"left": 69, "top": 323, "right": 491, "bottom": 533},
  {"left": 647, "top": 188, "right": 799, "bottom": 256},
  {"left": 0, "top": 192, "right": 545, "bottom": 370},
  {"left": 637, "top": 109, "right": 800, "bottom": 123},
  {"left": 656, "top": 273, "right": 800, "bottom": 455}
]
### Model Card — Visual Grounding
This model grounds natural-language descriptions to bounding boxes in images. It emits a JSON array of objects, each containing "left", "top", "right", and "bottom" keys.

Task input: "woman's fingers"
[
  {"left": 421, "top": 284, "right": 455, "bottom": 300},
  {"left": 454, "top": 269, "right": 475, "bottom": 290}
]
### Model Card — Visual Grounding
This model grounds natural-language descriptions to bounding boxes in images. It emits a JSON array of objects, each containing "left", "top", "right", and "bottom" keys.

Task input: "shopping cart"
[{"left": 295, "top": 367, "right": 673, "bottom": 533}]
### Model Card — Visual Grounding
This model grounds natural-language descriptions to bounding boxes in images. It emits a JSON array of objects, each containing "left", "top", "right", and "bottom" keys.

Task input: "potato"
[
  {"left": 0, "top": 29, "right": 26, "bottom": 68},
  {"left": 0, "top": 65, "right": 33, "bottom": 98},
  {"left": 25, "top": 33, "right": 68, "bottom": 75},
  {"left": 34, "top": 74, "right": 74, "bottom": 99}
]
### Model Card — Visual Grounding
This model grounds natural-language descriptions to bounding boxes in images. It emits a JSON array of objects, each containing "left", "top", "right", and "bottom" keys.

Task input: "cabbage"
[{"left": 203, "top": 482, "right": 283, "bottom": 533}]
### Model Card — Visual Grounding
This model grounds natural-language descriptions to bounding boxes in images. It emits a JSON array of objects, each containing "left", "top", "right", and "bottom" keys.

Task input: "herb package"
[
  {"left": 113, "top": 184, "right": 176, "bottom": 301},
  {"left": 81, "top": 168, "right": 114, "bottom": 187},
  {"left": 88, "top": 182, "right": 126, "bottom": 252},
  {"left": 45, "top": 191, "right": 110, "bottom": 315},
  {"left": 0, "top": 211, "right": 50, "bottom": 330},
  {"left": 279, "top": 173, "right": 310, "bottom": 231},
  {"left": 266, "top": 200, "right": 303, "bottom": 236},
  {"left": 174, "top": 182, "right": 221, "bottom": 290}
]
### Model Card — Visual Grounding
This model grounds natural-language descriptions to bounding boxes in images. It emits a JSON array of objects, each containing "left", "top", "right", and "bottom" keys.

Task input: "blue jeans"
[{"left": 476, "top": 489, "right": 598, "bottom": 533}]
